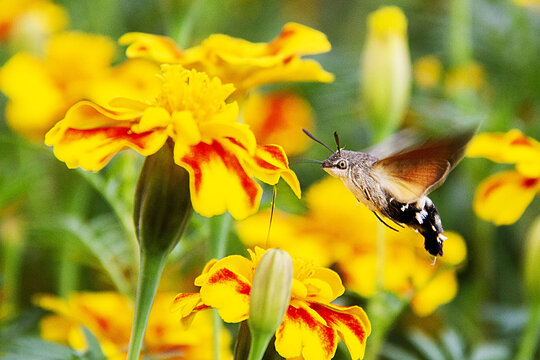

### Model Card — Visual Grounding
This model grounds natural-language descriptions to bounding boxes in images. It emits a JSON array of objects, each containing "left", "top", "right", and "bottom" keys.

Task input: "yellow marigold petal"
[
  {"left": 171, "top": 292, "right": 211, "bottom": 327},
  {"left": 413, "top": 55, "right": 442, "bottom": 89},
  {"left": 309, "top": 303, "right": 371, "bottom": 360},
  {"left": 467, "top": 129, "right": 540, "bottom": 177},
  {"left": 119, "top": 32, "right": 185, "bottom": 64},
  {"left": 439, "top": 231, "right": 467, "bottom": 265},
  {"left": 177, "top": 140, "right": 262, "bottom": 219},
  {"left": 39, "top": 315, "right": 79, "bottom": 347},
  {"left": 268, "top": 22, "right": 332, "bottom": 56},
  {"left": 195, "top": 255, "right": 254, "bottom": 286},
  {"left": 198, "top": 265, "right": 251, "bottom": 323},
  {"left": 243, "top": 91, "right": 315, "bottom": 156},
  {"left": 305, "top": 268, "right": 345, "bottom": 303},
  {"left": 0, "top": 52, "right": 65, "bottom": 140},
  {"left": 131, "top": 106, "right": 171, "bottom": 133},
  {"left": 275, "top": 303, "right": 338, "bottom": 360},
  {"left": 169, "top": 110, "right": 202, "bottom": 158},
  {"left": 473, "top": 170, "right": 540, "bottom": 225},
  {"left": 45, "top": 101, "right": 168, "bottom": 170},
  {"left": 411, "top": 270, "right": 458, "bottom": 317},
  {"left": 242, "top": 144, "right": 301, "bottom": 198}
]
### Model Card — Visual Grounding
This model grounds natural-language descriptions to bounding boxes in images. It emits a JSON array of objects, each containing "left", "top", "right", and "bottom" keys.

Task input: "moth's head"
[{"left": 321, "top": 150, "right": 360, "bottom": 178}]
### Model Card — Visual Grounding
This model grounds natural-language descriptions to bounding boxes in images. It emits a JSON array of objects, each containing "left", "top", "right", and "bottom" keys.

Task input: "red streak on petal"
[
  {"left": 286, "top": 305, "right": 336, "bottom": 356},
  {"left": 173, "top": 293, "right": 197, "bottom": 303},
  {"left": 260, "top": 95, "right": 287, "bottom": 138},
  {"left": 137, "top": 45, "right": 147, "bottom": 51},
  {"left": 0, "top": 22, "right": 11, "bottom": 40},
  {"left": 155, "top": 325, "right": 165, "bottom": 339},
  {"left": 279, "top": 28, "right": 296, "bottom": 40},
  {"left": 283, "top": 55, "right": 293, "bottom": 65},
  {"left": 226, "top": 137, "right": 247, "bottom": 151},
  {"left": 64, "top": 127, "right": 153, "bottom": 150},
  {"left": 193, "top": 304, "right": 211, "bottom": 312},
  {"left": 310, "top": 303, "right": 366, "bottom": 344},
  {"left": 255, "top": 157, "right": 280, "bottom": 170},
  {"left": 482, "top": 178, "right": 504, "bottom": 200},
  {"left": 522, "top": 177, "right": 539, "bottom": 188},
  {"left": 182, "top": 141, "right": 258, "bottom": 206},
  {"left": 511, "top": 136, "right": 532, "bottom": 147},
  {"left": 95, "top": 316, "right": 109, "bottom": 332},
  {"left": 207, "top": 268, "right": 251, "bottom": 296}
]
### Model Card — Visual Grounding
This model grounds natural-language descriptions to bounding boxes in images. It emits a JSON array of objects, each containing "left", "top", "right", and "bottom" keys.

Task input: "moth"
[{"left": 303, "top": 128, "right": 474, "bottom": 256}]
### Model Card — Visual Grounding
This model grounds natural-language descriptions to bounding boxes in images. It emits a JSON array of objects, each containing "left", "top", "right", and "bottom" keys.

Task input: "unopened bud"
[
  {"left": 247, "top": 248, "right": 293, "bottom": 360},
  {"left": 361, "top": 6, "right": 411, "bottom": 141},
  {"left": 525, "top": 216, "right": 540, "bottom": 305}
]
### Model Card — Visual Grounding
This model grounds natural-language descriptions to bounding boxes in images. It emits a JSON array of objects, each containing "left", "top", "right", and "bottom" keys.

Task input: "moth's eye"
[{"left": 337, "top": 160, "right": 347, "bottom": 169}]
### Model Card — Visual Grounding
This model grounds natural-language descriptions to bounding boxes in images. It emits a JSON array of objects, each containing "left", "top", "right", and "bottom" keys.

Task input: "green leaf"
[
  {"left": 2, "top": 337, "right": 77, "bottom": 360},
  {"left": 407, "top": 330, "right": 446, "bottom": 360},
  {"left": 81, "top": 327, "right": 105, "bottom": 359}
]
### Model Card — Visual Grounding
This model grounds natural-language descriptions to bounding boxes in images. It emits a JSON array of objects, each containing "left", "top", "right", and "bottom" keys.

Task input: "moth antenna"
[
  {"left": 334, "top": 131, "right": 341, "bottom": 155},
  {"left": 302, "top": 129, "right": 335, "bottom": 153},
  {"left": 266, "top": 185, "right": 277, "bottom": 248}
]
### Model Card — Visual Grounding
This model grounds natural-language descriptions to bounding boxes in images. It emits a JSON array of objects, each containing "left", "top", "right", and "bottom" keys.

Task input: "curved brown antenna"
[
  {"left": 334, "top": 131, "right": 341, "bottom": 155},
  {"left": 302, "top": 129, "right": 335, "bottom": 153}
]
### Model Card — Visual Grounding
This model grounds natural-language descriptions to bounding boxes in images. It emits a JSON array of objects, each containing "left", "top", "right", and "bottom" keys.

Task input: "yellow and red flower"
[
  {"left": 45, "top": 64, "right": 300, "bottom": 219},
  {"left": 237, "top": 177, "right": 467, "bottom": 317},
  {"left": 173, "top": 247, "right": 371, "bottom": 360},
  {"left": 243, "top": 91, "right": 315, "bottom": 156},
  {"left": 467, "top": 129, "right": 540, "bottom": 225},
  {"left": 36, "top": 292, "right": 232, "bottom": 360},
  {"left": 0, "top": 31, "right": 160, "bottom": 140},
  {"left": 0, "top": 0, "right": 67, "bottom": 43},
  {"left": 119, "top": 22, "right": 334, "bottom": 94}
]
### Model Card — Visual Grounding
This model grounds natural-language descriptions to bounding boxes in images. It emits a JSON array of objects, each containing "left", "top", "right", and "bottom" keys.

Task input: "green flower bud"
[
  {"left": 133, "top": 140, "right": 192, "bottom": 255},
  {"left": 525, "top": 216, "right": 540, "bottom": 305},
  {"left": 361, "top": 6, "right": 411, "bottom": 141},
  {"left": 247, "top": 248, "right": 293, "bottom": 360}
]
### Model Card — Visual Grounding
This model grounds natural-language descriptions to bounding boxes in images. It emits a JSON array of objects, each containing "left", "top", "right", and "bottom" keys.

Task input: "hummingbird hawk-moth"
[{"left": 303, "top": 128, "right": 474, "bottom": 257}]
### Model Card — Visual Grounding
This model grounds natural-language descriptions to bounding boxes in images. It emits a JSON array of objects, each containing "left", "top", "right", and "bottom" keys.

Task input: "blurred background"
[{"left": 1, "top": 0, "right": 539, "bottom": 359}]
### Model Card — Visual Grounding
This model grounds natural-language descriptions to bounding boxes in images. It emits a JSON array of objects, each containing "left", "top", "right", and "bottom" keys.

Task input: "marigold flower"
[
  {"left": 413, "top": 55, "right": 442, "bottom": 90},
  {"left": 243, "top": 91, "right": 315, "bottom": 156},
  {"left": 0, "top": 31, "right": 160, "bottom": 140},
  {"left": 0, "top": 0, "right": 67, "bottom": 43},
  {"left": 36, "top": 292, "right": 232, "bottom": 360},
  {"left": 173, "top": 247, "right": 371, "bottom": 360},
  {"left": 237, "top": 177, "right": 467, "bottom": 316},
  {"left": 467, "top": 129, "right": 540, "bottom": 225},
  {"left": 45, "top": 65, "right": 300, "bottom": 219},
  {"left": 119, "top": 22, "right": 334, "bottom": 94},
  {"left": 444, "top": 61, "right": 485, "bottom": 97}
]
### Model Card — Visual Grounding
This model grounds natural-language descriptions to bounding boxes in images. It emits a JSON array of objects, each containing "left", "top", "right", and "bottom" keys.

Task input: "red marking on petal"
[
  {"left": 0, "top": 22, "right": 11, "bottom": 40},
  {"left": 283, "top": 56, "right": 294, "bottom": 65},
  {"left": 522, "top": 178, "right": 539, "bottom": 188},
  {"left": 287, "top": 305, "right": 336, "bottom": 356},
  {"left": 255, "top": 157, "right": 280, "bottom": 170},
  {"left": 310, "top": 303, "right": 367, "bottom": 344},
  {"left": 226, "top": 137, "right": 248, "bottom": 151},
  {"left": 279, "top": 29, "right": 296, "bottom": 39},
  {"left": 483, "top": 178, "right": 504, "bottom": 199},
  {"left": 64, "top": 127, "right": 153, "bottom": 150},
  {"left": 193, "top": 304, "right": 212, "bottom": 312},
  {"left": 173, "top": 293, "right": 196, "bottom": 303},
  {"left": 207, "top": 268, "right": 251, "bottom": 295},
  {"left": 261, "top": 94, "right": 287, "bottom": 136},
  {"left": 511, "top": 136, "right": 532, "bottom": 147},
  {"left": 182, "top": 141, "right": 258, "bottom": 206}
]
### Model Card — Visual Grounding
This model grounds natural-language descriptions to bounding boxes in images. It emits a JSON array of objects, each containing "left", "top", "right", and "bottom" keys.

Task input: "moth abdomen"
[{"left": 386, "top": 197, "right": 445, "bottom": 256}]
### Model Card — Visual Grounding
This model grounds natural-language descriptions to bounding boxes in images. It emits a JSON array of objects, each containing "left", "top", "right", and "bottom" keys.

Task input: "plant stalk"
[{"left": 516, "top": 304, "right": 540, "bottom": 360}]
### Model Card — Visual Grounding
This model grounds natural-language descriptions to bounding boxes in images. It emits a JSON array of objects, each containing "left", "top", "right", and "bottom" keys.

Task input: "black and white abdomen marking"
[{"left": 385, "top": 197, "right": 447, "bottom": 256}]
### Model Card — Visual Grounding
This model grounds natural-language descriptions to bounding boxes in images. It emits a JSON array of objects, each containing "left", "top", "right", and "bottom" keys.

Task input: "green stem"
[
  {"left": 58, "top": 242, "right": 79, "bottom": 298},
  {"left": 208, "top": 213, "right": 233, "bottom": 360},
  {"left": 516, "top": 304, "right": 540, "bottom": 360},
  {"left": 364, "top": 291, "right": 410, "bottom": 360},
  {"left": 448, "top": 0, "right": 472, "bottom": 67},
  {"left": 126, "top": 251, "right": 168, "bottom": 360},
  {"left": 0, "top": 219, "right": 24, "bottom": 317},
  {"left": 248, "top": 332, "right": 273, "bottom": 360}
]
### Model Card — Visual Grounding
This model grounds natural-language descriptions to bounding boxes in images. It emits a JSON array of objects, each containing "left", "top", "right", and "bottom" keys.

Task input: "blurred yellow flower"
[
  {"left": 413, "top": 55, "right": 442, "bottom": 90},
  {"left": 36, "top": 292, "right": 232, "bottom": 360},
  {"left": 119, "top": 22, "right": 334, "bottom": 94},
  {"left": 514, "top": 0, "right": 540, "bottom": 9},
  {"left": 445, "top": 61, "right": 486, "bottom": 96},
  {"left": 0, "top": 0, "right": 67, "bottom": 45},
  {"left": 237, "top": 177, "right": 467, "bottom": 317},
  {"left": 243, "top": 91, "right": 315, "bottom": 156},
  {"left": 0, "top": 31, "right": 161, "bottom": 140},
  {"left": 45, "top": 65, "right": 300, "bottom": 220},
  {"left": 467, "top": 129, "right": 540, "bottom": 225},
  {"left": 173, "top": 247, "right": 371, "bottom": 360},
  {"left": 362, "top": 6, "right": 411, "bottom": 139}
]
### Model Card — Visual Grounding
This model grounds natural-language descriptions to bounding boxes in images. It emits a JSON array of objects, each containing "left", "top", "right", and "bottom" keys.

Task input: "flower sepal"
[{"left": 134, "top": 140, "right": 192, "bottom": 255}]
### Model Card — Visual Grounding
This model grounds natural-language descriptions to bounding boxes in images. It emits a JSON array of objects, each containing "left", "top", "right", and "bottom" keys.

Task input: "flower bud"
[
  {"left": 524, "top": 216, "right": 540, "bottom": 305},
  {"left": 247, "top": 248, "right": 293, "bottom": 360},
  {"left": 361, "top": 6, "right": 411, "bottom": 140},
  {"left": 134, "top": 140, "right": 192, "bottom": 255}
]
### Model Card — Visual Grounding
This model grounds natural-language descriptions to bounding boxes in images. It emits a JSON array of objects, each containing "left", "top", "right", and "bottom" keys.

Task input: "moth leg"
[
  {"left": 380, "top": 208, "right": 405, "bottom": 228},
  {"left": 372, "top": 211, "right": 399, "bottom": 232}
]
